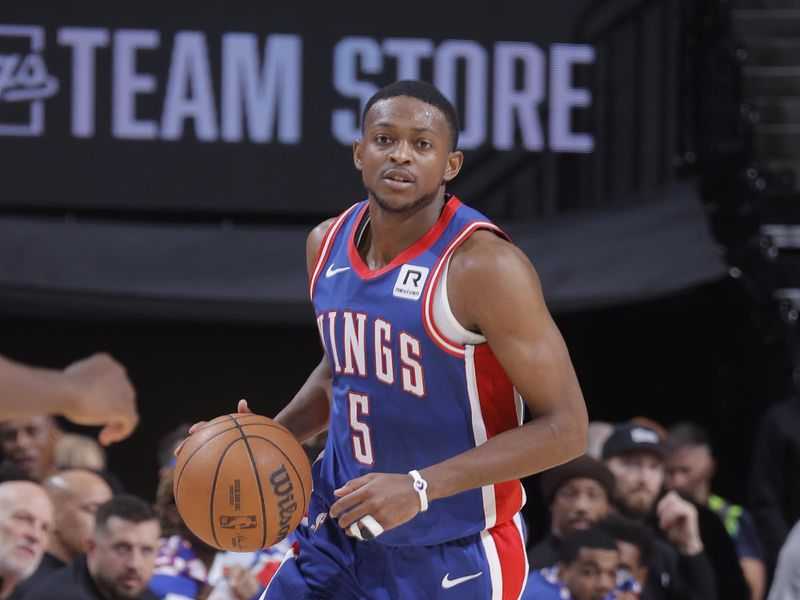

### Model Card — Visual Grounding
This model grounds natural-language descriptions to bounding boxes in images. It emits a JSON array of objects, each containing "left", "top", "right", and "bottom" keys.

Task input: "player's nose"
[{"left": 389, "top": 139, "right": 412, "bottom": 163}]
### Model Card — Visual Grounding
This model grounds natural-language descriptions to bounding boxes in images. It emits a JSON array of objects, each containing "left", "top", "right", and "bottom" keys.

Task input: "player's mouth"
[{"left": 381, "top": 169, "right": 415, "bottom": 190}]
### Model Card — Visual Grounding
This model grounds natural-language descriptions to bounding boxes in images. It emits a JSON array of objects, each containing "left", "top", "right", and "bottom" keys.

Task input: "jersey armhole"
[
  {"left": 422, "top": 221, "right": 507, "bottom": 355},
  {"left": 432, "top": 256, "right": 486, "bottom": 345}
]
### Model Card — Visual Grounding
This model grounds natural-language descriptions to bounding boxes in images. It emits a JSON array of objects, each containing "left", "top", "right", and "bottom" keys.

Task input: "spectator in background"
[
  {"left": 53, "top": 435, "right": 124, "bottom": 495},
  {"left": 602, "top": 422, "right": 720, "bottom": 600},
  {"left": 20, "top": 495, "right": 159, "bottom": 600},
  {"left": 748, "top": 395, "right": 800, "bottom": 571},
  {"left": 0, "top": 354, "right": 138, "bottom": 446},
  {"left": 666, "top": 422, "right": 766, "bottom": 600},
  {"left": 0, "top": 417, "right": 61, "bottom": 482},
  {"left": 55, "top": 434, "right": 106, "bottom": 472},
  {"left": 150, "top": 470, "right": 288, "bottom": 599},
  {"left": 596, "top": 514, "right": 655, "bottom": 599},
  {"left": 523, "top": 528, "right": 619, "bottom": 600},
  {"left": 586, "top": 421, "right": 613, "bottom": 460},
  {"left": 767, "top": 519, "right": 800, "bottom": 600},
  {"left": 35, "top": 470, "right": 112, "bottom": 578},
  {"left": 155, "top": 424, "right": 191, "bottom": 484},
  {"left": 0, "top": 480, "right": 53, "bottom": 600},
  {"left": 528, "top": 454, "right": 615, "bottom": 568}
]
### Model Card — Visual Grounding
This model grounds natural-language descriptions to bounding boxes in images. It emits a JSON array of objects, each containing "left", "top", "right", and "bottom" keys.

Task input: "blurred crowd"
[{"left": 1, "top": 352, "right": 799, "bottom": 600}]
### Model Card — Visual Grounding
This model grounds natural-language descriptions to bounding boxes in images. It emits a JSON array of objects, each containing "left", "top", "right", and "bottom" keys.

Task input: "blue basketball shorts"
[{"left": 261, "top": 489, "right": 528, "bottom": 600}]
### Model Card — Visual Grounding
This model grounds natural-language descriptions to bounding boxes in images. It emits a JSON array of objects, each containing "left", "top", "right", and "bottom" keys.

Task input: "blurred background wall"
[{"left": 1, "top": 0, "right": 798, "bottom": 524}]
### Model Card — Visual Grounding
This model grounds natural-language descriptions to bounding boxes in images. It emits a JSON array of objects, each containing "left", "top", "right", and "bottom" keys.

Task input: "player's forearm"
[
  {"left": 273, "top": 357, "right": 331, "bottom": 443},
  {"left": 420, "top": 408, "right": 587, "bottom": 503},
  {"left": 0, "top": 355, "right": 74, "bottom": 418}
]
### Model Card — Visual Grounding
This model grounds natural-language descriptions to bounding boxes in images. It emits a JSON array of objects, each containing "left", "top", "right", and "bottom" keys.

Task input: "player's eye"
[
  {"left": 416, "top": 139, "right": 432, "bottom": 149},
  {"left": 375, "top": 134, "right": 392, "bottom": 144}
]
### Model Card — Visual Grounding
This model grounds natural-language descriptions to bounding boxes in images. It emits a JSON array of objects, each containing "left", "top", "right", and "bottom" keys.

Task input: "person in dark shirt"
[
  {"left": 666, "top": 422, "right": 766, "bottom": 600},
  {"left": 528, "top": 454, "right": 616, "bottom": 569},
  {"left": 19, "top": 469, "right": 113, "bottom": 593},
  {"left": 602, "top": 423, "right": 720, "bottom": 600},
  {"left": 20, "top": 495, "right": 159, "bottom": 600}
]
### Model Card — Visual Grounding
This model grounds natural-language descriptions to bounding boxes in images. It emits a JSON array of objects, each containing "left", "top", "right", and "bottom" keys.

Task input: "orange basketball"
[{"left": 173, "top": 413, "right": 312, "bottom": 552}]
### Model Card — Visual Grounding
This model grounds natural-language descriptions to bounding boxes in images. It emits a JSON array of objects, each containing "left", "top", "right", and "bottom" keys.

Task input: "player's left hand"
[{"left": 330, "top": 472, "right": 421, "bottom": 536}]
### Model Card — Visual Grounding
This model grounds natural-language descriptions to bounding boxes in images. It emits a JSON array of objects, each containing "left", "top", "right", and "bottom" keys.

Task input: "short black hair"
[
  {"left": 558, "top": 528, "right": 619, "bottom": 565},
  {"left": 361, "top": 80, "right": 460, "bottom": 150},
  {"left": 96, "top": 494, "right": 156, "bottom": 532},
  {"left": 667, "top": 422, "right": 711, "bottom": 449},
  {"left": 596, "top": 514, "right": 654, "bottom": 566}
]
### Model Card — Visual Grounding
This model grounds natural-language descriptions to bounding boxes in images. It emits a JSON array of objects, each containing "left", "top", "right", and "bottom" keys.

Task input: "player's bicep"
[{"left": 451, "top": 240, "right": 584, "bottom": 420}]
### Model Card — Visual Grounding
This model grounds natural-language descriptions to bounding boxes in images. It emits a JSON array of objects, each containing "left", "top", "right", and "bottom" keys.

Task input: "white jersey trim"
[
  {"left": 513, "top": 512, "right": 530, "bottom": 600},
  {"left": 309, "top": 203, "right": 360, "bottom": 301},
  {"left": 432, "top": 256, "right": 486, "bottom": 345},
  {"left": 480, "top": 528, "right": 503, "bottom": 600}
]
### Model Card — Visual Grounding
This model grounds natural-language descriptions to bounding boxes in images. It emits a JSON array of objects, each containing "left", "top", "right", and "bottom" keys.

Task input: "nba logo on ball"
[{"left": 393, "top": 264, "right": 429, "bottom": 300}]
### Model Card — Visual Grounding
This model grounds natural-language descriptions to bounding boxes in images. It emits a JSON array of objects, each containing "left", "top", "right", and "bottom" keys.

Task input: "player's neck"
[{"left": 362, "top": 192, "right": 446, "bottom": 270}]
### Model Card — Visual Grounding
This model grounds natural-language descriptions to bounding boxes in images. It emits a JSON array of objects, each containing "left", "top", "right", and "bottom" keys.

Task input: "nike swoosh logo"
[
  {"left": 326, "top": 264, "right": 351, "bottom": 278},
  {"left": 441, "top": 572, "right": 482, "bottom": 589}
]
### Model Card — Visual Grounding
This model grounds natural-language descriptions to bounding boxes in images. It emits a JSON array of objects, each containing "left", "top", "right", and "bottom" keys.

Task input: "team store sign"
[{"left": 0, "top": 24, "right": 595, "bottom": 153}]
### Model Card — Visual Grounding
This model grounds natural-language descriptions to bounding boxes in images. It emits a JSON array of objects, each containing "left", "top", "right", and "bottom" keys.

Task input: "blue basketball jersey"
[{"left": 309, "top": 196, "right": 526, "bottom": 546}]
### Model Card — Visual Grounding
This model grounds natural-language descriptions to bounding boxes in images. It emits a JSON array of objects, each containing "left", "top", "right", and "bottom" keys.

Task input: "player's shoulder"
[
  {"left": 306, "top": 217, "right": 337, "bottom": 266},
  {"left": 451, "top": 228, "right": 533, "bottom": 279}
]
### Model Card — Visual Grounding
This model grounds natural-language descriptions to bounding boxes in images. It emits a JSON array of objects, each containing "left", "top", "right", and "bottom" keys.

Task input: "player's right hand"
[
  {"left": 61, "top": 353, "right": 139, "bottom": 446},
  {"left": 174, "top": 399, "right": 253, "bottom": 456}
]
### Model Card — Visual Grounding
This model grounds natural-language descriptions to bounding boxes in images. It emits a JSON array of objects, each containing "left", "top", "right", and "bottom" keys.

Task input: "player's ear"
[
  {"left": 353, "top": 139, "right": 364, "bottom": 171},
  {"left": 443, "top": 150, "right": 464, "bottom": 183}
]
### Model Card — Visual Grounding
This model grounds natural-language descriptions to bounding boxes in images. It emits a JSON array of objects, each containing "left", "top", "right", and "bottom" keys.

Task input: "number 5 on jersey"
[{"left": 348, "top": 392, "right": 374, "bottom": 466}]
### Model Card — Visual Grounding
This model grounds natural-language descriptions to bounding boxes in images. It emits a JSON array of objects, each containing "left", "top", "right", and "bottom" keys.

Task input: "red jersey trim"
[
  {"left": 347, "top": 197, "right": 463, "bottom": 280},
  {"left": 421, "top": 221, "right": 509, "bottom": 357},
  {"left": 309, "top": 203, "right": 360, "bottom": 301}
]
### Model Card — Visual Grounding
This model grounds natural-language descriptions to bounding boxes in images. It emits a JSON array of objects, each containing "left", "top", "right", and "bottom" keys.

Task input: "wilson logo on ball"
[{"left": 270, "top": 464, "right": 298, "bottom": 539}]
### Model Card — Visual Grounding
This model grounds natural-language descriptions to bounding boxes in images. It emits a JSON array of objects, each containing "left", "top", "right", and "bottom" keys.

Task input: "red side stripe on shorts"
[{"left": 490, "top": 518, "right": 527, "bottom": 600}]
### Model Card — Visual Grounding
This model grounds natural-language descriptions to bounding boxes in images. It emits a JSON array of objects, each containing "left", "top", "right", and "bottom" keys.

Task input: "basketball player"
[{"left": 195, "top": 80, "right": 588, "bottom": 599}]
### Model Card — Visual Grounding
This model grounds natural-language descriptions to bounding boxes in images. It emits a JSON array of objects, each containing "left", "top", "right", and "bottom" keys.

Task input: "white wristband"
[{"left": 408, "top": 469, "right": 429, "bottom": 512}]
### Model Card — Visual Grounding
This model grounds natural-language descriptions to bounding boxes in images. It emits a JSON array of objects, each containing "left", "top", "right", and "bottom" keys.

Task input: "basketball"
[{"left": 173, "top": 413, "right": 312, "bottom": 552}]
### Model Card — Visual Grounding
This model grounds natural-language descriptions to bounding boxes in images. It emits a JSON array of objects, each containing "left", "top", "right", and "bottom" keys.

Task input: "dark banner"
[{"left": 0, "top": 0, "right": 607, "bottom": 217}]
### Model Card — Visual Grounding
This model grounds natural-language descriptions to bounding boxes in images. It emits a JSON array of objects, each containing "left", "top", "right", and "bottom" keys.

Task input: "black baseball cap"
[{"left": 601, "top": 423, "right": 668, "bottom": 460}]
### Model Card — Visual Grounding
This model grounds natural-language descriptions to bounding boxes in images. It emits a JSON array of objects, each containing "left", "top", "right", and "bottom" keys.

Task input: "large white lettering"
[
  {"left": 221, "top": 33, "right": 302, "bottom": 143},
  {"left": 493, "top": 42, "right": 545, "bottom": 151},
  {"left": 112, "top": 29, "right": 159, "bottom": 139},
  {"left": 161, "top": 31, "right": 217, "bottom": 141},
  {"left": 434, "top": 40, "right": 487, "bottom": 149},
  {"left": 549, "top": 44, "right": 595, "bottom": 152},
  {"left": 331, "top": 37, "right": 594, "bottom": 153},
  {"left": 331, "top": 37, "right": 382, "bottom": 144},
  {"left": 57, "top": 27, "right": 109, "bottom": 137}
]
